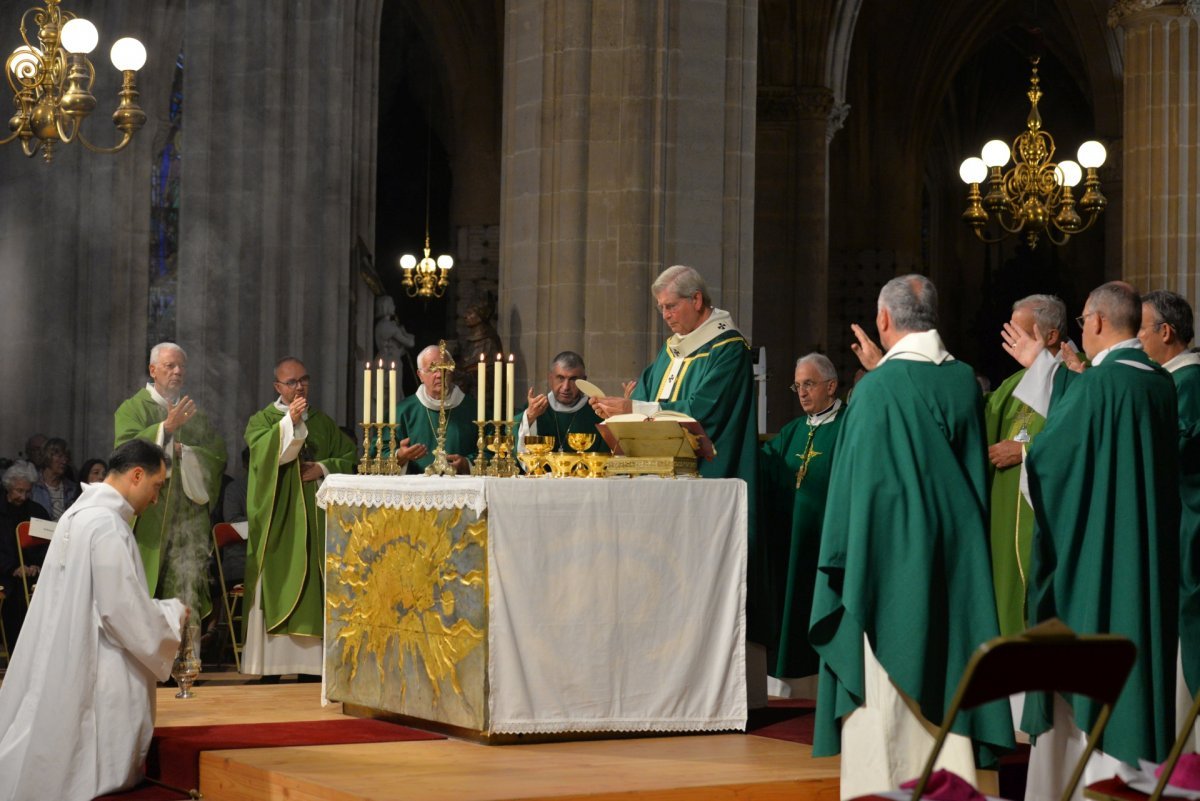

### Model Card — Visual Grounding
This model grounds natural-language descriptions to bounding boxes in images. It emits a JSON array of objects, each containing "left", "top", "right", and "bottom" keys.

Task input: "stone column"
[
  {"left": 499, "top": 0, "right": 758, "bottom": 391},
  {"left": 1113, "top": 1, "right": 1200, "bottom": 298}
]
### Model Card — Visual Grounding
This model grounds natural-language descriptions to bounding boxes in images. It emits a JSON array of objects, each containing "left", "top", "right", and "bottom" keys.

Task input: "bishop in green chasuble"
[
  {"left": 810, "top": 277, "right": 1012, "bottom": 797},
  {"left": 758, "top": 354, "right": 843, "bottom": 680},
  {"left": 1010, "top": 283, "right": 1180, "bottom": 776},
  {"left": 244, "top": 361, "right": 356, "bottom": 645},
  {"left": 516, "top": 350, "right": 609, "bottom": 454},
  {"left": 390, "top": 344, "right": 479, "bottom": 474},
  {"left": 114, "top": 344, "right": 226, "bottom": 618}
]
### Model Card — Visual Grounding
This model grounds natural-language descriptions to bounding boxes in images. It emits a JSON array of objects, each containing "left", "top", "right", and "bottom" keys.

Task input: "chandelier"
[
  {"left": 399, "top": 108, "right": 452, "bottom": 299},
  {"left": 2, "top": 0, "right": 147, "bottom": 163},
  {"left": 958, "top": 57, "right": 1107, "bottom": 248}
]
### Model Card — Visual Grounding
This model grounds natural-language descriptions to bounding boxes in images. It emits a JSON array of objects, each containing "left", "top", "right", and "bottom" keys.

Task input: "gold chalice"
[
  {"left": 566, "top": 432, "right": 597, "bottom": 476},
  {"left": 546, "top": 450, "right": 580, "bottom": 479},
  {"left": 521, "top": 435, "right": 555, "bottom": 476},
  {"left": 581, "top": 451, "right": 611, "bottom": 478}
]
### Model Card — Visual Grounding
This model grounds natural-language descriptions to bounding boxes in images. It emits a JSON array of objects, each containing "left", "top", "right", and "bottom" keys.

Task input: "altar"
[{"left": 315, "top": 475, "right": 748, "bottom": 738}]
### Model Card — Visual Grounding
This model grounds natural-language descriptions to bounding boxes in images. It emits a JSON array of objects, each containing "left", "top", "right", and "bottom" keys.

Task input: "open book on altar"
[{"left": 597, "top": 412, "right": 715, "bottom": 461}]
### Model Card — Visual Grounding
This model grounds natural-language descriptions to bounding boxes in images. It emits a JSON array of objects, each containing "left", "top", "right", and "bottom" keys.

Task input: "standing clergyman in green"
[
  {"left": 243, "top": 357, "right": 357, "bottom": 679},
  {"left": 114, "top": 342, "right": 226, "bottom": 617},
  {"left": 1003, "top": 281, "right": 1180, "bottom": 801},
  {"left": 809, "top": 274, "right": 1013, "bottom": 798}
]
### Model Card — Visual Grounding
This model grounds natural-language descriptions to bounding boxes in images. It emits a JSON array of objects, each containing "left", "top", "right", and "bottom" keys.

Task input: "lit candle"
[
  {"left": 375, "top": 358, "right": 384, "bottom": 425},
  {"left": 506, "top": 354, "right": 515, "bottom": 422},
  {"left": 493, "top": 353, "right": 502, "bottom": 421},
  {"left": 389, "top": 362, "right": 397, "bottom": 425},
  {"left": 363, "top": 361, "right": 371, "bottom": 424},
  {"left": 477, "top": 353, "right": 486, "bottom": 421}
]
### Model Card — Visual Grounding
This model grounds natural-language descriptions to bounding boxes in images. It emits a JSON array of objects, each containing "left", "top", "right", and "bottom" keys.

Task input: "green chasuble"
[
  {"left": 518, "top": 400, "right": 609, "bottom": 452},
  {"left": 1023, "top": 347, "right": 1180, "bottom": 764},
  {"left": 1175, "top": 362, "right": 1200, "bottom": 696},
  {"left": 809, "top": 358, "right": 1013, "bottom": 765},
  {"left": 983, "top": 368, "right": 1047, "bottom": 636},
  {"left": 394, "top": 392, "right": 479, "bottom": 472},
  {"left": 114, "top": 387, "right": 226, "bottom": 617},
  {"left": 758, "top": 402, "right": 843, "bottom": 678},
  {"left": 244, "top": 404, "right": 356, "bottom": 635}
]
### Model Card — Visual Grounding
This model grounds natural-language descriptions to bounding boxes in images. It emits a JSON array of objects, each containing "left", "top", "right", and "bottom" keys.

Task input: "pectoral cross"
[
  {"left": 795, "top": 426, "right": 822, "bottom": 488},
  {"left": 1013, "top": 407, "right": 1033, "bottom": 444}
]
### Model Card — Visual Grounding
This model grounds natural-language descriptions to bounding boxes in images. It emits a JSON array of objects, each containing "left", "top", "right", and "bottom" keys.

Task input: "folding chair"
[
  {"left": 14, "top": 521, "right": 36, "bottom": 606},
  {"left": 854, "top": 619, "right": 1136, "bottom": 801},
  {"left": 211, "top": 523, "right": 245, "bottom": 673},
  {"left": 1083, "top": 677, "right": 1200, "bottom": 801}
]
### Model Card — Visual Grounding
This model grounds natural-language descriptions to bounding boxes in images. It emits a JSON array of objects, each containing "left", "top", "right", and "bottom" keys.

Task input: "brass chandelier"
[
  {"left": 399, "top": 111, "right": 452, "bottom": 299},
  {"left": 958, "top": 57, "right": 1106, "bottom": 248},
  {"left": 3, "top": 0, "right": 147, "bottom": 163}
]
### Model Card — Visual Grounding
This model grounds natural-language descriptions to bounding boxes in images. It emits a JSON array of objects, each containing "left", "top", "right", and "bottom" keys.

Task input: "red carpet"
[
  {"left": 95, "top": 718, "right": 444, "bottom": 800},
  {"left": 746, "top": 698, "right": 816, "bottom": 745}
]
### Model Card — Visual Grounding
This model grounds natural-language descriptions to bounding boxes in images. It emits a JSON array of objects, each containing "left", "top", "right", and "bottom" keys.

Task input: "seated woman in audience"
[
  {"left": 77, "top": 458, "right": 108, "bottom": 485},
  {"left": 29, "top": 438, "right": 79, "bottom": 520},
  {"left": 0, "top": 461, "right": 50, "bottom": 647}
]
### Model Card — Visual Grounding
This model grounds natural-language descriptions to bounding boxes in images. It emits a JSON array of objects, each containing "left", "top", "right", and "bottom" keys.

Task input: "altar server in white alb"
[{"left": 0, "top": 440, "right": 188, "bottom": 801}]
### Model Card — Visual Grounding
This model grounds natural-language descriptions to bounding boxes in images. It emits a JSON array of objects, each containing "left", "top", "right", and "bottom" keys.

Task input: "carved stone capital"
[
  {"left": 1109, "top": 0, "right": 1200, "bottom": 28},
  {"left": 827, "top": 101, "right": 851, "bottom": 143}
]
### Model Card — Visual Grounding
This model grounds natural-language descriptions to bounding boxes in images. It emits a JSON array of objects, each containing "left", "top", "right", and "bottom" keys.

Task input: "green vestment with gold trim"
[
  {"left": 394, "top": 394, "right": 479, "bottom": 472},
  {"left": 114, "top": 387, "right": 226, "bottom": 618},
  {"left": 244, "top": 405, "right": 355, "bottom": 636},
  {"left": 1176, "top": 363, "right": 1200, "bottom": 696},
  {"left": 983, "top": 368, "right": 1047, "bottom": 636},
  {"left": 809, "top": 359, "right": 1013, "bottom": 765},
  {"left": 1023, "top": 348, "right": 1180, "bottom": 764},
  {"left": 758, "top": 408, "right": 843, "bottom": 678}
]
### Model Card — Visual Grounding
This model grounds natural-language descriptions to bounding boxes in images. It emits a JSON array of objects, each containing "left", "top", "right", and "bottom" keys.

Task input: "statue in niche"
[
  {"left": 456, "top": 301, "right": 503, "bottom": 392},
  {"left": 374, "top": 295, "right": 416, "bottom": 397}
]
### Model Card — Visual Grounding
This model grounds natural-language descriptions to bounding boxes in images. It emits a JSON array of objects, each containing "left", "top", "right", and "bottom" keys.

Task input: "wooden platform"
[{"left": 157, "top": 684, "right": 840, "bottom": 801}]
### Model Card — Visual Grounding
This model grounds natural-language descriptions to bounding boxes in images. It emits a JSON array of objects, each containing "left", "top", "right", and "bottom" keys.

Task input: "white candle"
[
  {"left": 375, "top": 358, "right": 384, "bottom": 425},
  {"left": 506, "top": 354, "right": 515, "bottom": 423},
  {"left": 389, "top": 362, "right": 397, "bottom": 425},
  {"left": 493, "top": 353, "right": 502, "bottom": 421},
  {"left": 363, "top": 362, "right": 371, "bottom": 424},
  {"left": 477, "top": 353, "right": 486, "bottom": 421}
]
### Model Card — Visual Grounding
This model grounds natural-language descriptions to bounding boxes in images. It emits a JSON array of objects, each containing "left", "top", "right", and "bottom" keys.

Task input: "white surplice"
[{"left": 0, "top": 482, "right": 186, "bottom": 801}]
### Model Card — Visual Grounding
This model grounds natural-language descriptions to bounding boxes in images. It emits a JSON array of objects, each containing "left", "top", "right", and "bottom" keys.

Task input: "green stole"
[
  {"left": 983, "top": 368, "right": 1047, "bottom": 635},
  {"left": 114, "top": 387, "right": 226, "bottom": 617},
  {"left": 1023, "top": 347, "right": 1180, "bottom": 764},
  {"left": 394, "top": 393, "right": 479, "bottom": 471},
  {"left": 758, "top": 405, "right": 843, "bottom": 677},
  {"left": 1173, "top": 363, "right": 1200, "bottom": 696},
  {"left": 244, "top": 404, "right": 356, "bottom": 635},
  {"left": 518, "top": 402, "right": 609, "bottom": 452},
  {"left": 809, "top": 359, "right": 1012, "bottom": 765}
]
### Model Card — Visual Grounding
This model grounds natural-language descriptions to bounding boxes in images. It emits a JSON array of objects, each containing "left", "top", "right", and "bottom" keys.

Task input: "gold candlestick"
[
  {"left": 358, "top": 422, "right": 372, "bottom": 474},
  {"left": 471, "top": 421, "right": 488, "bottom": 476},
  {"left": 372, "top": 423, "right": 384, "bottom": 474}
]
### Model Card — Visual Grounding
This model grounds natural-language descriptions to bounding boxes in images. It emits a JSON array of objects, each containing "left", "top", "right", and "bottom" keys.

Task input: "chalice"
[
  {"left": 566, "top": 432, "right": 597, "bottom": 476},
  {"left": 546, "top": 450, "right": 580, "bottom": 479},
  {"left": 520, "top": 435, "right": 555, "bottom": 476},
  {"left": 581, "top": 451, "right": 611, "bottom": 478}
]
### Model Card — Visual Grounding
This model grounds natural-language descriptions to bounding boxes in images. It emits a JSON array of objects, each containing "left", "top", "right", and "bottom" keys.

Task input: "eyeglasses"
[
  {"left": 275, "top": 375, "right": 310, "bottom": 389},
  {"left": 1075, "top": 311, "right": 1099, "bottom": 329},
  {"left": 790, "top": 380, "right": 832, "bottom": 393}
]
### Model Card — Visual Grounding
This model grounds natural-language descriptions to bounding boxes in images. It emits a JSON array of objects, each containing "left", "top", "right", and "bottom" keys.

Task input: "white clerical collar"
[
  {"left": 1090, "top": 338, "right": 1142, "bottom": 366},
  {"left": 1163, "top": 350, "right": 1200, "bottom": 373},
  {"left": 146, "top": 382, "right": 178, "bottom": 407},
  {"left": 548, "top": 393, "right": 589, "bottom": 413},
  {"left": 416, "top": 384, "right": 465, "bottom": 411},
  {"left": 877, "top": 329, "right": 954, "bottom": 366},
  {"left": 668, "top": 308, "right": 740, "bottom": 359},
  {"left": 273, "top": 397, "right": 308, "bottom": 421},
  {"left": 807, "top": 398, "right": 843, "bottom": 426}
]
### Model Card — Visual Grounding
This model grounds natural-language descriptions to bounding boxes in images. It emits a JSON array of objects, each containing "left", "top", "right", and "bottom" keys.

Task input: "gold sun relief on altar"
[{"left": 324, "top": 504, "right": 487, "bottom": 716}]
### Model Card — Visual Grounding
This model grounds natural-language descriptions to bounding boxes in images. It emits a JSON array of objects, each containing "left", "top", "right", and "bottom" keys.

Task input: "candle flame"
[
  {"left": 507, "top": 353, "right": 515, "bottom": 362},
  {"left": 390, "top": 361, "right": 396, "bottom": 369},
  {"left": 495, "top": 353, "right": 502, "bottom": 361}
]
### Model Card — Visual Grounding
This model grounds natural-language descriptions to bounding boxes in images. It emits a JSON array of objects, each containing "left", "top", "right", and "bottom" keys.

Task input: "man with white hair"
[
  {"left": 810, "top": 274, "right": 1012, "bottom": 798},
  {"left": 114, "top": 342, "right": 226, "bottom": 617},
  {"left": 984, "top": 294, "right": 1070, "bottom": 636},
  {"left": 758, "top": 352, "right": 843, "bottom": 698},
  {"left": 392, "top": 343, "right": 478, "bottom": 474}
]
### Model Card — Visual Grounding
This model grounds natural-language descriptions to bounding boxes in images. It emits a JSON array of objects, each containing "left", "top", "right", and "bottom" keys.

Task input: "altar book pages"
[{"left": 598, "top": 412, "right": 715, "bottom": 461}]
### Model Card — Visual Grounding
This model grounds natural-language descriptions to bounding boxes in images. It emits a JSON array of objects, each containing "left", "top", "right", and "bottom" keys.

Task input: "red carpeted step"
[{"left": 746, "top": 698, "right": 816, "bottom": 745}]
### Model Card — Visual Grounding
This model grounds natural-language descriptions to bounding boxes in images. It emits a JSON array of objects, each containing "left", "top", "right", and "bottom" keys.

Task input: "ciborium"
[
  {"left": 546, "top": 450, "right": 580, "bottom": 479},
  {"left": 580, "top": 451, "right": 611, "bottom": 478},
  {"left": 519, "top": 435, "right": 555, "bottom": 476}
]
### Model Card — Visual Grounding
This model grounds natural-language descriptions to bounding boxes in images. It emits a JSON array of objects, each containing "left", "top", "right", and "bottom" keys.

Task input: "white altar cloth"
[{"left": 317, "top": 475, "right": 748, "bottom": 734}]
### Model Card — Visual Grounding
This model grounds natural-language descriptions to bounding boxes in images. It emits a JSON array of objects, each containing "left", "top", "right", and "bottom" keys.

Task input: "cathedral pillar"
[
  {"left": 499, "top": 0, "right": 758, "bottom": 390},
  {"left": 1113, "top": 1, "right": 1200, "bottom": 298}
]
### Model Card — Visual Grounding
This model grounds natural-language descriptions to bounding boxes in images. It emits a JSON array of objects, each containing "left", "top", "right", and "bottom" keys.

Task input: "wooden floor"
[{"left": 158, "top": 683, "right": 841, "bottom": 801}]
